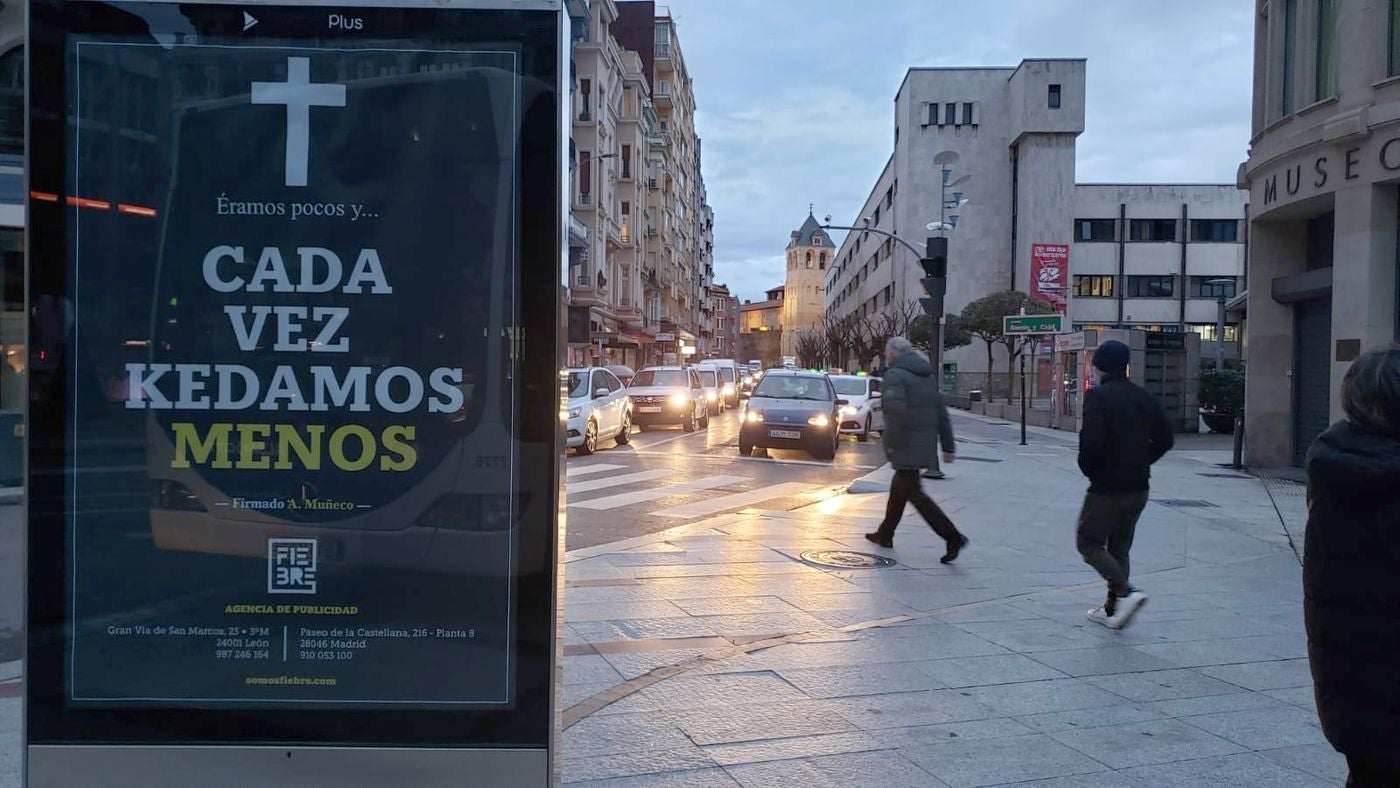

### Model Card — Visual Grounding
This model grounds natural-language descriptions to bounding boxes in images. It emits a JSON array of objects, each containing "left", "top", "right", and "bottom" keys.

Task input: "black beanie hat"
[{"left": 1092, "top": 340, "right": 1130, "bottom": 374}]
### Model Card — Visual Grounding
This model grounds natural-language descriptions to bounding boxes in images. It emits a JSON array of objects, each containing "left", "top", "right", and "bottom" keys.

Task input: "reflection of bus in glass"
[{"left": 142, "top": 55, "right": 520, "bottom": 576}]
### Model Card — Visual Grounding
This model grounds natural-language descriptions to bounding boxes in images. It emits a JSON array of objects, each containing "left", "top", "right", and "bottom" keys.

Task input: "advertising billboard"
[
  {"left": 1030, "top": 243, "right": 1069, "bottom": 310},
  {"left": 26, "top": 1, "right": 562, "bottom": 782}
]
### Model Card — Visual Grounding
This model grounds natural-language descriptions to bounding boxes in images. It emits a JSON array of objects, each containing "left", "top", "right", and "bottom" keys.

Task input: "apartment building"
[
  {"left": 614, "top": 1, "right": 712, "bottom": 364},
  {"left": 1240, "top": 0, "right": 1400, "bottom": 466},
  {"left": 707, "top": 282, "right": 738, "bottom": 359}
]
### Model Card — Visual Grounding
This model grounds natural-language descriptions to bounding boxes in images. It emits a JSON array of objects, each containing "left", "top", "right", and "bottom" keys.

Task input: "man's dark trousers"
[
  {"left": 875, "top": 469, "right": 962, "bottom": 544},
  {"left": 1076, "top": 490, "right": 1149, "bottom": 602}
]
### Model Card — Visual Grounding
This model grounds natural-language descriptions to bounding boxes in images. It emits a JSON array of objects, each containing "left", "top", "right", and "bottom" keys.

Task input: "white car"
[
  {"left": 694, "top": 367, "right": 726, "bottom": 415},
  {"left": 830, "top": 374, "right": 885, "bottom": 442},
  {"left": 565, "top": 367, "right": 633, "bottom": 455}
]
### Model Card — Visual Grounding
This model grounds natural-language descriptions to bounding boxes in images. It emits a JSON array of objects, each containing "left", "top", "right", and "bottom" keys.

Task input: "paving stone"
[
  {"left": 1007, "top": 751, "right": 1334, "bottom": 787},
  {"left": 723, "top": 750, "right": 944, "bottom": 788},
  {"left": 569, "top": 617, "right": 721, "bottom": 643},
  {"left": 601, "top": 648, "right": 714, "bottom": 680},
  {"left": 563, "top": 746, "right": 718, "bottom": 784},
  {"left": 566, "top": 599, "right": 691, "bottom": 622},
  {"left": 671, "top": 699, "right": 857, "bottom": 746},
  {"left": 701, "top": 731, "right": 884, "bottom": 767},
  {"left": 1146, "top": 690, "right": 1287, "bottom": 719},
  {"left": 1198, "top": 658, "right": 1314, "bottom": 691},
  {"left": 670, "top": 595, "right": 803, "bottom": 616},
  {"left": 1265, "top": 686, "right": 1320, "bottom": 709},
  {"left": 1181, "top": 706, "right": 1330, "bottom": 750},
  {"left": 1051, "top": 718, "right": 1246, "bottom": 769},
  {"left": 562, "top": 712, "right": 696, "bottom": 758},
  {"left": 1088, "top": 668, "right": 1243, "bottom": 703},
  {"left": 1015, "top": 702, "right": 1167, "bottom": 734},
  {"left": 875, "top": 717, "right": 1035, "bottom": 749},
  {"left": 567, "top": 767, "right": 741, "bottom": 787},
  {"left": 776, "top": 662, "right": 945, "bottom": 699},
  {"left": 1259, "top": 744, "right": 1350, "bottom": 784},
  {"left": 900, "top": 732, "right": 1109, "bottom": 788},
  {"left": 915, "top": 653, "right": 1070, "bottom": 689},
  {"left": 639, "top": 671, "right": 808, "bottom": 711},
  {"left": 694, "top": 611, "right": 829, "bottom": 638},
  {"left": 1128, "top": 636, "right": 1292, "bottom": 668},
  {"left": 954, "top": 619, "right": 1112, "bottom": 653},
  {"left": 831, "top": 689, "right": 999, "bottom": 730},
  {"left": 964, "top": 678, "right": 1130, "bottom": 716},
  {"left": 566, "top": 654, "right": 627, "bottom": 687},
  {"left": 780, "top": 591, "right": 916, "bottom": 615},
  {"left": 1026, "top": 646, "right": 1181, "bottom": 678}
]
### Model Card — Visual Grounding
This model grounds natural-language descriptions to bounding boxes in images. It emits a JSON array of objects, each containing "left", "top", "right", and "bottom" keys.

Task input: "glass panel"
[
  {"left": 1283, "top": 0, "right": 1297, "bottom": 114},
  {"left": 1316, "top": 0, "right": 1339, "bottom": 100},
  {"left": 0, "top": 47, "right": 21, "bottom": 156}
]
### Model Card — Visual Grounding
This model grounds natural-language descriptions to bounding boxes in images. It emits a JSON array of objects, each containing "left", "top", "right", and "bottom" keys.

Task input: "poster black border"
[{"left": 25, "top": 0, "right": 561, "bottom": 749}]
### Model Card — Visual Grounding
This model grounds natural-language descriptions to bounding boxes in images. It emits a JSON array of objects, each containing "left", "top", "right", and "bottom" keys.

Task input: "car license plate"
[
  {"left": 769, "top": 429, "right": 801, "bottom": 440},
  {"left": 639, "top": 406, "right": 662, "bottom": 413}
]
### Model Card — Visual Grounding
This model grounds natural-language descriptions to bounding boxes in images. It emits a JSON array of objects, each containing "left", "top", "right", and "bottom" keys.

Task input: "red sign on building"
[{"left": 1030, "top": 243, "right": 1070, "bottom": 310}]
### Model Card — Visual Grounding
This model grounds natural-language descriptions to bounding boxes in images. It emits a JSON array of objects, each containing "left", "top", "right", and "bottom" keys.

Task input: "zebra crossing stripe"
[
  {"left": 567, "top": 469, "right": 672, "bottom": 494},
  {"left": 648, "top": 482, "right": 815, "bottom": 519},
  {"left": 571, "top": 475, "right": 749, "bottom": 511},
  {"left": 566, "top": 463, "right": 627, "bottom": 478}
]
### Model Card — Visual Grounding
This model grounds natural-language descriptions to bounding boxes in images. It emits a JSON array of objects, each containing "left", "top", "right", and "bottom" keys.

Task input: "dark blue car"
[{"left": 738, "top": 370, "right": 847, "bottom": 460}]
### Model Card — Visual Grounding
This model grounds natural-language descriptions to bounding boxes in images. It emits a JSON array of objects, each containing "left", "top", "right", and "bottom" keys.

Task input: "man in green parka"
[{"left": 865, "top": 337, "right": 969, "bottom": 563}]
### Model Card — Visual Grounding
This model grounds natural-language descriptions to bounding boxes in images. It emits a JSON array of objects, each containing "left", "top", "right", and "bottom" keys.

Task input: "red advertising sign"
[{"left": 1030, "top": 243, "right": 1069, "bottom": 310}]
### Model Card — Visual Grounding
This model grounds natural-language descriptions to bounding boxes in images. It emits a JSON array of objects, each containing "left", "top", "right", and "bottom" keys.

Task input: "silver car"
[{"left": 627, "top": 366, "right": 711, "bottom": 432}]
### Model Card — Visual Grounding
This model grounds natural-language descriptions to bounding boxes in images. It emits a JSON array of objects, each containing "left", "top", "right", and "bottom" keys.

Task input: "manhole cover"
[
  {"left": 800, "top": 550, "right": 897, "bottom": 569},
  {"left": 1156, "top": 499, "right": 1220, "bottom": 508}
]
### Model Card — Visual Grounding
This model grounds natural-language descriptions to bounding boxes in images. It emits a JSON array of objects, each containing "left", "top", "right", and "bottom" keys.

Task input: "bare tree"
[
  {"left": 794, "top": 331, "right": 827, "bottom": 369},
  {"left": 823, "top": 314, "right": 860, "bottom": 371}
]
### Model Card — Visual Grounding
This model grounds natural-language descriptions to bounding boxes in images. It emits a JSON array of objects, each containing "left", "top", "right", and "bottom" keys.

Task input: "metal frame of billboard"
[{"left": 24, "top": 1, "right": 566, "bottom": 784}]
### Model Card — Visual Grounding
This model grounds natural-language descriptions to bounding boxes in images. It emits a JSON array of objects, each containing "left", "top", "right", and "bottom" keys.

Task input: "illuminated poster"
[{"left": 59, "top": 12, "right": 525, "bottom": 707}]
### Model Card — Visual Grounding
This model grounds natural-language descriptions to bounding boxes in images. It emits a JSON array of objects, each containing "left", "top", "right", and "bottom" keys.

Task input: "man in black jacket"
[{"left": 1076, "top": 340, "right": 1173, "bottom": 629}]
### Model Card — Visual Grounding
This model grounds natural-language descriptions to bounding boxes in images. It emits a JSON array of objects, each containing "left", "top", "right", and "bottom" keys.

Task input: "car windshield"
[
  {"left": 632, "top": 369, "right": 688, "bottom": 388},
  {"left": 752, "top": 375, "right": 832, "bottom": 401},
  {"left": 831, "top": 378, "right": 867, "bottom": 396},
  {"left": 567, "top": 371, "right": 590, "bottom": 397},
  {"left": 697, "top": 369, "right": 718, "bottom": 387},
  {"left": 718, "top": 367, "right": 736, "bottom": 383}
]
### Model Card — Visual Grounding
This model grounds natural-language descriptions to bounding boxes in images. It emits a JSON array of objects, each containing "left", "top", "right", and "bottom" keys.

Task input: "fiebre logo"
[
  {"left": 1037, "top": 265, "right": 1063, "bottom": 283},
  {"left": 251, "top": 57, "right": 347, "bottom": 187},
  {"left": 268, "top": 538, "right": 319, "bottom": 594}
]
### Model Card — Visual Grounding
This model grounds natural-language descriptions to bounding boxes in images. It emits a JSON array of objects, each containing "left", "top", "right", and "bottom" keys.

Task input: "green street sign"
[{"left": 1003, "top": 314, "right": 1063, "bottom": 335}]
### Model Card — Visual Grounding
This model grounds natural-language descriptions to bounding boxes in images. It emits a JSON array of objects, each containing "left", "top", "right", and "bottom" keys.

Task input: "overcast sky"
[{"left": 656, "top": 0, "right": 1255, "bottom": 304}]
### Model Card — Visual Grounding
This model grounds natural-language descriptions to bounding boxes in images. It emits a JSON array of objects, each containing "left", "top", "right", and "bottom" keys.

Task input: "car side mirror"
[
  {"left": 594, "top": 388, "right": 610, "bottom": 399},
  {"left": 835, "top": 399, "right": 849, "bottom": 407},
  {"left": 870, "top": 391, "right": 882, "bottom": 398}
]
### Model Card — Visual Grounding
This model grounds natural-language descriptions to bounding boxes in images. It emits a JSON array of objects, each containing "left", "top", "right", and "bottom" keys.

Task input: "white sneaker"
[
  {"left": 1086, "top": 605, "right": 1116, "bottom": 628},
  {"left": 1110, "top": 590, "right": 1148, "bottom": 629}
]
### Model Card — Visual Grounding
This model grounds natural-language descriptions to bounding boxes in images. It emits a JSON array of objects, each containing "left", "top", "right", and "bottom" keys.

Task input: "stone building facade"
[{"left": 781, "top": 214, "right": 830, "bottom": 357}]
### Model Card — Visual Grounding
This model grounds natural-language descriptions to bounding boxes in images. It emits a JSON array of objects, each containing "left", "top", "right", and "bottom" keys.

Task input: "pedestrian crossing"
[{"left": 565, "top": 465, "right": 833, "bottom": 519}]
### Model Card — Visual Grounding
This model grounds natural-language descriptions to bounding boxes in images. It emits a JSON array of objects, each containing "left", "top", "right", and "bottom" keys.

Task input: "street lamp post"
[{"left": 1206, "top": 278, "right": 1235, "bottom": 369}]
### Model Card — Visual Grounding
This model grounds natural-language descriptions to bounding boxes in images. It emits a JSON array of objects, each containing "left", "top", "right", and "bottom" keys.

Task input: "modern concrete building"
[
  {"left": 1240, "top": 0, "right": 1400, "bottom": 466},
  {"left": 781, "top": 213, "right": 831, "bottom": 357},
  {"left": 825, "top": 61, "right": 1088, "bottom": 384},
  {"left": 824, "top": 61, "right": 1250, "bottom": 397}
]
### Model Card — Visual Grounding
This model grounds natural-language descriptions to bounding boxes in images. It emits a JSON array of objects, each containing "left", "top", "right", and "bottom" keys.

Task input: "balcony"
[
  {"left": 568, "top": 213, "right": 589, "bottom": 247},
  {"left": 576, "top": 192, "right": 593, "bottom": 208},
  {"left": 655, "top": 42, "right": 674, "bottom": 71},
  {"left": 655, "top": 81, "right": 674, "bottom": 108}
]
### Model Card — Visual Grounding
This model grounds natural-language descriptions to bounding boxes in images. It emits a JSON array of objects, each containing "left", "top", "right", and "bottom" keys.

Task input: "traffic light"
[{"left": 919, "top": 236, "right": 948, "bottom": 316}]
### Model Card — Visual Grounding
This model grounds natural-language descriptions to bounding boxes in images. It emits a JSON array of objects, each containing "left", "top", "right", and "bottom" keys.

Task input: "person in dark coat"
[
  {"left": 865, "top": 337, "right": 967, "bottom": 562},
  {"left": 1304, "top": 346, "right": 1400, "bottom": 787},
  {"left": 1076, "top": 340, "right": 1174, "bottom": 630}
]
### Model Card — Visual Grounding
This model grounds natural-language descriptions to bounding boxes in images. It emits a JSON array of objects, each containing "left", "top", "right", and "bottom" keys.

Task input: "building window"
[
  {"left": 812, "top": 233, "right": 822, "bottom": 246},
  {"left": 579, "top": 78, "right": 591, "bottom": 120},
  {"left": 1188, "top": 323, "right": 1240, "bottom": 342},
  {"left": 1391, "top": 0, "right": 1400, "bottom": 77},
  {"left": 927, "top": 103, "right": 940, "bottom": 125},
  {"left": 621, "top": 144, "right": 631, "bottom": 178},
  {"left": 1073, "top": 275, "right": 1114, "bottom": 298},
  {"left": 0, "top": 48, "right": 20, "bottom": 156},
  {"left": 1189, "top": 219, "right": 1239, "bottom": 243},
  {"left": 945, "top": 102, "right": 957, "bottom": 125},
  {"left": 1316, "top": 0, "right": 1339, "bottom": 101},
  {"left": 1048, "top": 84, "right": 1062, "bottom": 109},
  {"left": 820, "top": 253, "right": 827, "bottom": 270},
  {"left": 1126, "top": 275, "right": 1175, "bottom": 298},
  {"left": 1075, "top": 219, "right": 1115, "bottom": 242},
  {"left": 1129, "top": 219, "right": 1177, "bottom": 242},
  {"left": 805, "top": 251, "right": 813, "bottom": 269},
  {"left": 962, "top": 102, "right": 975, "bottom": 125},
  {"left": 1190, "top": 276, "right": 1237, "bottom": 299},
  {"left": 1282, "top": 0, "right": 1297, "bottom": 114}
]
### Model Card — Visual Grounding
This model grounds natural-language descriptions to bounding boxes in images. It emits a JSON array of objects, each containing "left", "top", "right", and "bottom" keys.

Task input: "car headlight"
[
  {"left": 706, "top": 391, "right": 718, "bottom": 401},
  {"left": 722, "top": 383, "right": 735, "bottom": 394},
  {"left": 669, "top": 392, "right": 689, "bottom": 407},
  {"left": 567, "top": 407, "right": 582, "bottom": 419},
  {"left": 840, "top": 405, "right": 859, "bottom": 417},
  {"left": 808, "top": 414, "right": 831, "bottom": 428},
  {"left": 745, "top": 409, "right": 763, "bottom": 423},
  {"left": 743, "top": 376, "right": 753, "bottom": 385}
]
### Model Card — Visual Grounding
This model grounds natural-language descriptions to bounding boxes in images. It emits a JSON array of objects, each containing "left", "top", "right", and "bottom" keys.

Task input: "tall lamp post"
[
  {"left": 820, "top": 150, "right": 972, "bottom": 479},
  {"left": 1206, "top": 277, "right": 1235, "bottom": 369}
]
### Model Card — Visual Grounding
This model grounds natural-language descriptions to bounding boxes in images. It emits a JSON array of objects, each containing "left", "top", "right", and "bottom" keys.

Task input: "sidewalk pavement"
[{"left": 561, "top": 421, "right": 1343, "bottom": 786}]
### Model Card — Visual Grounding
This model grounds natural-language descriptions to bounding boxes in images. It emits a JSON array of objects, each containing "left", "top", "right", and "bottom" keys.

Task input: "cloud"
[{"left": 657, "top": 0, "right": 1253, "bottom": 302}]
